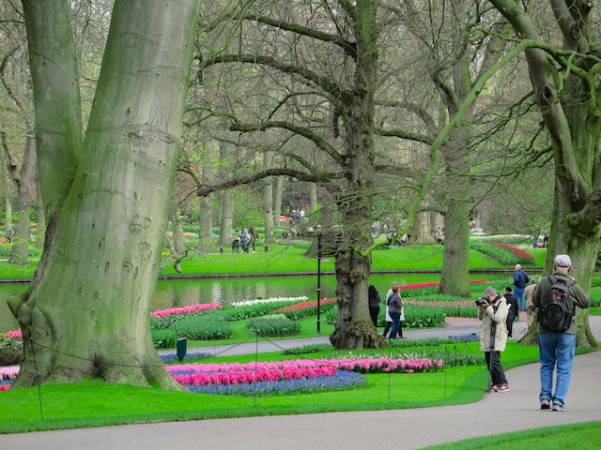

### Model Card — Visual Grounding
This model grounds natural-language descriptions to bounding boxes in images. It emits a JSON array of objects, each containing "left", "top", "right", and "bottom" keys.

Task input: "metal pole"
[{"left": 316, "top": 232, "right": 322, "bottom": 334}]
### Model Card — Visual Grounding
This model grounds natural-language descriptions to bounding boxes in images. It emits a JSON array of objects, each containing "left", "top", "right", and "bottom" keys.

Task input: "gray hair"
[
  {"left": 484, "top": 287, "right": 497, "bottom": 296},
  {"left": 530, "top": 277, "right": 537, "bottom": 284}
]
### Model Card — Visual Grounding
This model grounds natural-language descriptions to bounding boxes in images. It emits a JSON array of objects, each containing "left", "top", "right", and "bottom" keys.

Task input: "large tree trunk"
[
  {"left": 198, "top": 192, "right": 214, "bottom": 250},
  {"left": 439, "top": 196, "right": 471, "bottom": 297},
  {"left": 9, "top": 136, "right": 36, "bottom": 265},
  {"left": 10, "top": 0, "right": 201, "bottom": 388},
  {"left": 263, "top": 152, "right": 274, "bottom": 246},
  {"left": 309, "top": 182, "right": 318, "bottom": 215},
  {"left": 273, "top": 175, "right": 283, "bottom": 226},
  {"left": 218, "top": 191, "right": 234, "bottom": 249},
  {"left": 330, "top": 0, "right": 385, "bottom": 350},
  {"left": 490, "top": 0, "right": 599, "bottom": 348},
  {"left": 34, "top": 175, "right": 46, "bottom": 250},
  {"left": 168, "top": 202, "right": 186, "bottom": 256},
  {"left": 409, "top": 200, "right": 435, "bottom": 244}
]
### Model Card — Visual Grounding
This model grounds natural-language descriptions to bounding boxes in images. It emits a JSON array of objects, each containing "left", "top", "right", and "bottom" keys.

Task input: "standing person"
[
  {"left": 532, "top": 254, "right": 590, "bottom": 412},
  {"left": 382, "top": 282, "right": 398, "bottom": 338},
  {"left": 524, "top": 277, "right": 538, "bottom": 327},
  {"left": 249, "top": 227, "right": 259, "bottom": 252},
  {"left": 513, "top": 264, "right": 530, "bottom": 311},
  {"left": 478, "top": 287, "right": 509, "bottom": 392},
  {"left": 387, "top": 284, "right": 403, "bottom": 339},
  {"left": 368, "top": 285, "right": 380, "bottom": 328},
  {"left": 503, "top": 287, "right": 519, "bottom": 338},
  {"left": 240, "top": 228, "right": 250, "bottom": 253}
]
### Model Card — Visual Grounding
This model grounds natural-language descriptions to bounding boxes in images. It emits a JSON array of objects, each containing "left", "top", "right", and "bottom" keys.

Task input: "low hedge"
[
  {"left": 169, "top": 314, "right": 233, "bottom": 340},
  {"left": 151, "top": 329, "right": 177, "bottom": 349},
  {"left": 246, "top": 314, "right": 301, "bottom": 337}
]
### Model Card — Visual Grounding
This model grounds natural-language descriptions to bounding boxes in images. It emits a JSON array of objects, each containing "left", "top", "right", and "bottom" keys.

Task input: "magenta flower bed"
[
  {"left": 2, "top": 329, "right": 22, "bottom": 339},
  {"left": 167, "top": 357, "right": 443, "bottom": 387},
  {"left": 151, "top": 303, "right": 221, "bottom": 318},
  {"left": 170, "top": 366, "right": 336, "bottom": 386}
]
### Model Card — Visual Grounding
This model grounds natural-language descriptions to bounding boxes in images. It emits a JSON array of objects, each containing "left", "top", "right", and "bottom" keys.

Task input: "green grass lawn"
[
  {"left": 0, "top": 242, "right": 543, "bottom": 281},
  {"left": 0, "top": 341, "right": 542, "bottom": 433}
]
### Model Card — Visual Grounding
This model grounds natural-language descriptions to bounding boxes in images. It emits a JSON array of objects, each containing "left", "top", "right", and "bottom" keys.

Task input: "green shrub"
[
  {"left": 246, "top": 314, "right": 301, "bottom": 337},
  {"left": 277, "top": 300, "right": 337, "bottom": 321},
  {"left": 170, "top": 314, "right": 233, "bottom": 340},
  {"left": 151, "top": 329, "right": 177, "bottom": 349},
  {"left": 283, "top": 343, "right": 333, "bottom": 355},
  {"left": 0, "top": 337, "right": 22, "bottom": 365}
]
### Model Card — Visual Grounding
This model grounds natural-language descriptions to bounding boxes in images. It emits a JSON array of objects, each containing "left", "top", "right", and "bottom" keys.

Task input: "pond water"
[{"left": 0, "top": 272, "right": 510, "bottom": 333}]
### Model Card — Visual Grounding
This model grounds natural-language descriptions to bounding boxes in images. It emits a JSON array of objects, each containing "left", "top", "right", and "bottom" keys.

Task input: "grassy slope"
[{"left": 0, "top": 243, "right": 546, "bottom": 280}]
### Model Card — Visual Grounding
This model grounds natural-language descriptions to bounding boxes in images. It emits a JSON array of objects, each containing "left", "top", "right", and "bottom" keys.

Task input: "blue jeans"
[
  {"left": 389, "top": 312, "right": 401, "bottom": 339},
  {"left": 538, "top": 332, "right": 576, "bottom": 406},
  {"left": 514, "top": 287, "right": 525, "bottom": 310}
]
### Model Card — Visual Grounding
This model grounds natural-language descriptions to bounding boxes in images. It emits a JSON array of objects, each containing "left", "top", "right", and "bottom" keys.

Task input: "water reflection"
[{"left": 0, "top": 273, "right": 509, "bottom": 332}]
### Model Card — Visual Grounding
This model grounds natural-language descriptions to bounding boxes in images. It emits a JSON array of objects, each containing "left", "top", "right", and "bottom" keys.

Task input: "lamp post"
[{"left": 316, "top": 229, "right": 322, "bottom": 334}]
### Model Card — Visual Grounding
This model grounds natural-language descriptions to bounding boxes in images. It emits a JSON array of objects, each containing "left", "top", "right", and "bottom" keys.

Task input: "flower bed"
[
  {"left": 231, "top": 296, "right": 308, "bottom": 307},
  {"left": 151, "top": 303, "right": 221, "bottom": 318},
  {"left": 274, "top": 298, "right": 337, "bottom": 320},
  {"left": 185, "top": 370, "right": 366, "bottom": 396},
  {"left": 470, "top": 241, "right": 534, "bottom": 265},
  {"left": 2, "top": 330, "right": 22, "bottom": 339}
]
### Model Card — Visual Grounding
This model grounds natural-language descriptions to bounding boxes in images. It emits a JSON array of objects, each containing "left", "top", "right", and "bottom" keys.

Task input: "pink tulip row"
[
  {"left": 171, "top": 366, "right": 336, "bottom": 386},
  {"left": 167, "top": 356, "right": 443, "bottom": 378},
  {"left": 151, "top": 303, "right": 221, "bottom": 318},
  {"left": 2, "top": 329, "right": 22, "bottom": 339},
  {"left": 0, "top": 365, "right": 19, "bottom": 380}
]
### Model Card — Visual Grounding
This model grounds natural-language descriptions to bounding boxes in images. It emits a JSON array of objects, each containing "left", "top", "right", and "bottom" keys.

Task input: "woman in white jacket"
[{"left": 478, "top": 286, "right": 509, "bottom": 392}]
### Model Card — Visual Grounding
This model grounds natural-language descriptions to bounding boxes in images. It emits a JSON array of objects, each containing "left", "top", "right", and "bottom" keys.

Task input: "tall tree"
[
  {"left": 10, "top": 0, "right": 201, "bottom": 388},
  {"left": 489, "top": 0, "right": 600, "bottom": 347}
]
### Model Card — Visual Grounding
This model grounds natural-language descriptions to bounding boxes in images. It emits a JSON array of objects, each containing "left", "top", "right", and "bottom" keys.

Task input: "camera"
[{"left": 475, "top": 297, "right": 488, "bottom": 306}]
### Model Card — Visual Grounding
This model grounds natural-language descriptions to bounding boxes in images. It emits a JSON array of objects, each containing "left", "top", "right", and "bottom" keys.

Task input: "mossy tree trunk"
[
  {"left": 329, "top": 0, "right": 385, "bottom": 350},
  {"left": 10, "top": 0, "right": 201, "bottom": 388},
  {"left": 491, "top": 0, "right": 600, "bottom": 347},
  {"left": 9, "top": 135, "right": 36, "bottom": 266}
]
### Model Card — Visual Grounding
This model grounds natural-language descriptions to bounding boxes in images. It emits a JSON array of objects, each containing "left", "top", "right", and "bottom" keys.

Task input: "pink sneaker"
[
  {"left": 487, "top": 385, "right": 498, "bottom": 392},
  {"left": 496, "top": 384, "right": 510, "bottom": 392}
]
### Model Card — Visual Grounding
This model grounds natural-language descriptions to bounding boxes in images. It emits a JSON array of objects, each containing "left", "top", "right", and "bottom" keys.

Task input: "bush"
[
  {"left": 0, "top": 337, "right": 22, "bottom": 365},
  {"left": 246, "top": 314, "right": 301, "bottom": 337},
  {"left": 151, "top": 329, "right": 177, "bottom": 349},
  {"left": 283, "top": 343, "right": 333, "bottom": 355},
  {"left": 170, "top": 314, "right": 233, "bottom": 340}
]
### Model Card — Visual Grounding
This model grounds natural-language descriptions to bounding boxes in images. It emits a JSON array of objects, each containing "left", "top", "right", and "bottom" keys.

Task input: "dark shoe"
[
  {"left": 540, "top": 398, "right": 551, "bottom": 410},
  {"left": 552, "top": 402, "right": 566, "bottom": 412}
]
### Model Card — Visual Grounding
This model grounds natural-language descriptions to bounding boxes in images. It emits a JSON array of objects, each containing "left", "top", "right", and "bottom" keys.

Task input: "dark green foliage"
[
  {"left": 282, "top": 343, "right": 334, "bottom": 355},
  {"left": 246, "top": 315, "right": 301, "bottom": 337},
  {"left": 151, "top": 329, "right": 177, "bottom": 349},
  {"left": 170, "top": 315, "right": 233, "bottom": 340},
  {"left": 0, "top": 337, "right": 22, "bottom": 365},
  {"left": 223, "top": 302, "right": 299, "bottom": 321},
  {"left": 151, "top": 310, "right": 232, "bottom": 330}
]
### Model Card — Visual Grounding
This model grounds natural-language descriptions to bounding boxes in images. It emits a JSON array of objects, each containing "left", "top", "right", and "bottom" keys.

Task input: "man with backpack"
[{"left": 532, "top": 254, "right": 590, "bottom": 412}]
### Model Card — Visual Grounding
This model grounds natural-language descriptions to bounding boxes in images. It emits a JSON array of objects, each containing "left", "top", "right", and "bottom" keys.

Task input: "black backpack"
[{"left": 538, "top": 275, "right": 576, "bottom": 332}]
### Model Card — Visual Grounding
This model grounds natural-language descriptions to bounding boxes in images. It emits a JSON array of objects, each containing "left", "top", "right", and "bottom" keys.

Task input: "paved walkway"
[{"left": 1, "top": 316, "right": 600, "bottom": 450}]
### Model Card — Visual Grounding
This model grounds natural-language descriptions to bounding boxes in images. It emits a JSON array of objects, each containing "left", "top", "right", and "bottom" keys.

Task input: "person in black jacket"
[
  {"left": 368, "top": 285, "right": 380, "bottom": 327},
  {"left": 504, "top": 286, "right": 519, "bottom": 338}
]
